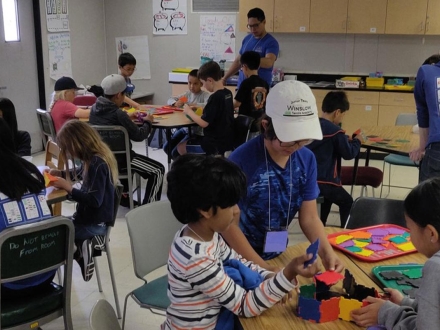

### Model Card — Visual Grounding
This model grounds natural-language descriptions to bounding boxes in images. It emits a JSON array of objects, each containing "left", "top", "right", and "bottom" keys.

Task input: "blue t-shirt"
[
  {"left": 237, "top": 33, "right": 279, "bottom": 88},
  {"left": 125, "top": 77, "right": 135, "bottom": 97},
  {"left": 0, "top": 189, "right": 54, "bottom": 290},
  {"left": 229, "top": 135, "right": 319, "bottom": 259}
]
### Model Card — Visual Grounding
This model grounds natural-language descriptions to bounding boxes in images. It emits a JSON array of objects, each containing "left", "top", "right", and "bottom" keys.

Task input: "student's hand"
[
  {"left": 48, "top": 168, "right": 62, "bottom": 177},
  {"left": 128, "top": 111, "right": 139, "bottom": 120},
  {"left": 321, "top": 250, "right": 344, "bottom": 273},
  {"left": 351, "top": 296, "right": 386, "bottom": 327},
  {"left": 409, "top": 147, "right": 424, "bottom": 162},
  {"left": 353, "top": 133, "right": 364, "bottom": 143},
  {"left": 284, "top": 253, "right": 320, "bottom": 281},
  {"left": 183, "top": 104, "right": 192, "bottom": 115},
  {"left": 51, "top": 177, "right": 72, "bottom": 193},
  {"left": 174, "top": 100, "right": 184, "bottom": 108},
  {"left": 142, "top": 114, "right": 154, "bottom": 123},
  {"left": 384, "top": 288, "right": 404, "bottom": 305}
]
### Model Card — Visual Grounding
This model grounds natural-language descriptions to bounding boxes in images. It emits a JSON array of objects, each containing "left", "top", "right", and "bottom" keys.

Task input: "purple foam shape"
[
  {"left": 386, "top": 227, "right": 406, "bottom": 235},
  {"left": 339, "top": 240, "right": 354, "bottom": 248},
  {"left": 367, "top": 326, "right": 387, "bottom": 330},
  {"left": 367, "top": 228, "right": 388, "bottom": 236},
  {"left": 372, "top": 236, "right": 387, "bottom": 244},
  {"left": 366, "top": 244, "right": 386, "bottom": 252}
]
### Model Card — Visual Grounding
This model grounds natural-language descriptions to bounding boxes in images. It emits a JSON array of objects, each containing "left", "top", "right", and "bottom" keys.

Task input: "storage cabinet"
[
  {"left": 425, "top": 0, "right": 440, "bottom": 35},
  {"left": 347, "top": 0, "right": 387, "bottom": 34},
  {"left": 343, "top": 91, "right": 380, "bottom": 134},
  {"left": 238, "top": 0, "right": 274, "bottom": 32},
  {"left": 378, "top": 92, "right": 416, "bottom": 126},
  {"left": 310, "top": 0, "right": 348, "bottom": 33},
  {"left": 385, "top": 0, "right": 428, "bottom": 35}
]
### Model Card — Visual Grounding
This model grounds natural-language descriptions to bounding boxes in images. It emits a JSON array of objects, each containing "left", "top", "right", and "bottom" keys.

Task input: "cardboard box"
[{"left": 336, "top": 80, "right": 360, "bottom": 88}]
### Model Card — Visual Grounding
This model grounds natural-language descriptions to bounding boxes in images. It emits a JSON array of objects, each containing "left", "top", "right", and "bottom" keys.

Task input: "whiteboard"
[
  {"left": 115, "top": 36, "right": 151, "bottom": 80},
  {"left": 48, "top": 32, "right": 72, "bottom": 80}
]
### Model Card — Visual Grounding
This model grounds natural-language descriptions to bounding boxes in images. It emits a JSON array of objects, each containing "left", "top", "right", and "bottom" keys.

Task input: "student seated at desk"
[
  {"left": 178, "top": 61, "right": 234, "bottom": 156},
  {"left": 233, "top": 50, "right": 269, "bottom": 134},
  {"left": 0, "top": 119, "right": 54, "bottom": 298},
  {"left": 49, "top": 76, "right": 91, "bottom": 133},
  {"left": 118, "top": 52, "right": 143, "bottom": 109},
  {"left": 89, "top": 74, "right": 165, "bottom": 206},
  {"left": 0, "top": 97, "right": 31, "bottom": 156},
  {"left": 351, "top": 177, "right": 440, "bottom": 330},
  {"left": 307, "top": 91, "right": 363, "bottom": 228},
  {"left": 164, "top": 69, "right": 210, "bottom": 159},
  {"left": 163, "top": 154, "right": 319, "bottom": 330}
]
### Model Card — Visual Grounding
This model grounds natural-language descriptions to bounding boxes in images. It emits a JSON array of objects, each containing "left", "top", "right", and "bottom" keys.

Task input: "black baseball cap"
[{"left": 54, "top": 76, "right": 80, "bottom": 91}]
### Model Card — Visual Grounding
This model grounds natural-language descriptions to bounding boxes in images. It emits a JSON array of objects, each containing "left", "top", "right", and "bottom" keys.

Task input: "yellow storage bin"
[
  {"left": 341, "top": 76, "right": 361, "bottom": 81},
  {"left": 366, "top": 77, "right": 384, "bottom": 87},
  {"left": 383, "top": 84, "right": 414, "bottom": 91}
]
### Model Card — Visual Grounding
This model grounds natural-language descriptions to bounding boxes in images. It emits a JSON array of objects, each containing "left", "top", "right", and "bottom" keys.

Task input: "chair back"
[
  {"left": 73, "top": 95, "right": 97, "bottom": 107},
  {"left": 36, "top": 108, "right": 57, "bottom": 142},
  {"left": 108, "top": 183, "right": 124, "bottom": 228},
  {"left": 89, "top": 299, "right": 121, "bottom": 330},
  {"left": 395, "top": 113, "right": 417, "bottom": 126},
  {"left": 45, "top": 140, "right": 65, "bottom": 170},
  {"left": 233, "top": 115, "right": 254, "bottom": 149},
  {"left": 0, "top": 216, "right": 74, "bottom": 328},
  {"left": 345, "top": 197, "right": 406, "bottom": 229},
  {"left": 125, "top": 200, "right": 182, "bottom": 279}
]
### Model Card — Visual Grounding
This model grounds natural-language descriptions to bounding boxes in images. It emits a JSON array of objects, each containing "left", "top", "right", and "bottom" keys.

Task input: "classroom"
[{"left": 0, "top": 0, "right": 439, "bottom": 329}]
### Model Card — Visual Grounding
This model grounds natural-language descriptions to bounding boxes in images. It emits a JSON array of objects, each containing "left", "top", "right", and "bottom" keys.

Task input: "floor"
[{"left": 32, "top": 143, "right": 419, "bottom": 329}]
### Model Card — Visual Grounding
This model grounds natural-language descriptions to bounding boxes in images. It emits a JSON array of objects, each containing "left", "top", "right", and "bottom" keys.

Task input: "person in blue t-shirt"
[
  {"left": 0, "top": 118, "right": 54, "bottom": 298},
  {"left": 307, "top": 91, "right": 363, "bottom": 228},
  {"left": 225, "top": 80, "right": 344, "bottom": 273},
  {"left": 118, "top": 52, "right": 142, "bottom": 109},
  {"left": 222, "top": 8, "right": 279, "bottom": 89}
]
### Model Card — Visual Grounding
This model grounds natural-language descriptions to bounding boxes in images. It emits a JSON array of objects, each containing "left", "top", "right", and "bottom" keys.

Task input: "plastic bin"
[{"left": 366, "top": 77, "right": 384, "bottom": 87}]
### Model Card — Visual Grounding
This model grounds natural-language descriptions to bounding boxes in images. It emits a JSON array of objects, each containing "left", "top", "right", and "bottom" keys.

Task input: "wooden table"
[
  {"left": 45, "top": 187, "right": 68, "bottom": 216},
  {"left": 240, "top": 227, "right": 426, "bottom": 330}
]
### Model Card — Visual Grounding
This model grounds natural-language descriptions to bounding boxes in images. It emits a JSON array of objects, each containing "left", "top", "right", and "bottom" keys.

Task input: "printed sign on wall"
[
  {"left": 48, "top": 32, "right": 72, "bottom": 80},
  {"left": 200, "top": 15, "right": 236, "bottom": 62},
  {"left": 152, "top": 0, "right": 188, "bottom": 35},
  {"left": 45, "top": 0, "right": 69, "bottom": 32}
]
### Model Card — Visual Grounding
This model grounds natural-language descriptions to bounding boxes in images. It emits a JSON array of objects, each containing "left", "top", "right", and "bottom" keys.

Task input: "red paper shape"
[{"left": 315, "top": 271, "right": 345, "bottom": 286}]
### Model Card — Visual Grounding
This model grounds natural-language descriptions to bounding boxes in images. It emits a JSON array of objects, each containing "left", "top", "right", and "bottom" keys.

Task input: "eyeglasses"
[
  {"left": 247, "top": 22, "right": 261, "bottom": 30},
  {"left": 121, "top": 66, "right": 136, "bottom": 73},
  {"left": 278, "top": 139, "right": 313, "bottom": 148}
]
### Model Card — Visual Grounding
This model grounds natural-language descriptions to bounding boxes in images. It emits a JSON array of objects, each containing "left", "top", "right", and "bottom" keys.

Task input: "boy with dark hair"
[
  {"left": 178, "top": 61, "right": 234, "bottom": 155},
  {"left": 307, "top": 91, "right": 363, "bottom": 228},
  {"left": 162, "top": 154, "right": 319, "bottom": 330},
  {"left": 118, "top": 52, "right": 142, "bottom": 109},
  {"left": 234, "top": 50, "right": 269, "bottom": 133}
]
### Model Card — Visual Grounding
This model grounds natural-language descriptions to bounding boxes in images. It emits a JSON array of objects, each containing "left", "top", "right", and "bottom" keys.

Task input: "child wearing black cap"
[{"left": 49, "top": 76, "right": 91, "bottom": 132}]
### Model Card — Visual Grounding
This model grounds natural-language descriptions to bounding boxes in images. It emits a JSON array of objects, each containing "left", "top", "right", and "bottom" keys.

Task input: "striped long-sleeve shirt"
[{"left": 161, "top": 228, "right": 296, "bottom": 330}]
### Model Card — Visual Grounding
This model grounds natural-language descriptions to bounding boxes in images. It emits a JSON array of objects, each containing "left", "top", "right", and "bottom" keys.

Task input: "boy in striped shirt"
[{"left": 162, "top": 154, "right": 319, "bottom": 330}]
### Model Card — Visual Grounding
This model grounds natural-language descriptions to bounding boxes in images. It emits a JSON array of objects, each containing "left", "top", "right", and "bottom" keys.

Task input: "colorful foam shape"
[
  {"left": 335, "top": 234, "right": 353, "bottom": 244},
  {"left": 380, "top": 270, "right": 404, "bottom": 280},
  {"left": 350, "top": 231, "right": 372, "bottom": 239},
  {"left": 304, "top": 239, "right": 320, "bottom": 268},
  {"left": 371, "top": 236, "right": 387, "bottom": 244},
  {"left": 355, "top": 249, "right": 374, "bottom": 257},
  {"left": 339, "top": 297, "right": 362, "bottom": 321},
  {"left": 299, "top": 284, "right": 315, "bottom": 299},
  {"left": 367, "top": 228, "right": 388, "bottom": 236},
  {"left": 339, "top": 240, "right": 354, "bottom": 248},
  {"left": 315, "top": 271, "right": 344, "bottom": 286},
  {"left": 44, "top": 172, "right": 58, "bottom": 187},
  {"left": 386, "top": 227, "right": 406, "bottom": 235},
  {"left": 353, "top": 240, "right": 370, "bottom": 248},
  {"left": 319, "top": 297, "right": 340, "bottom": 322},
  {"left": 297, "top": 296, "right": 321, "bottom": 322},
  {"left": 394, "top": 241, "right": 415, "bottom": 252},
  {"left": 346, "top": 246, "right": 362, "bottom": 253},
  {"left": 389, "top": 236, "right": 407, "bottom": 244},
  {"left": 402, "top": 268, "right": 422, "bottom": 279},
  {"left": 366, "top": 244, "right": 386, "bottom": 252}
]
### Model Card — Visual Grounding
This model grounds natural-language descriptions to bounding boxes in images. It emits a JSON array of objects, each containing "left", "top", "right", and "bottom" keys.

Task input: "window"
[
  {"left": 2, "top": 0, "right": 20, "bottom": 42},
  {"left": 192, "top": 0, "right": 238, "bottom": 13}
]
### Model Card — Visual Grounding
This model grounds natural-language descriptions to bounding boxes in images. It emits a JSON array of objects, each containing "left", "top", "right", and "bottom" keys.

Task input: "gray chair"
[
  {"left": 36, "top": 108, "right": 57, "bottom": 144},
  {"left": 344, "top": 197, "right": 406, "bottom": 229},
  {"left": 89, "top": 299, "right": 121, "bottom": 330},
  {"left": 122, "top": 200, "right": 183, "bottom": 330},
  {"left": 92, "top": 126, "right": 141, "bottom": 209},
  {"left": 92, "top": 183, "right": 124, "bottom": 319},
  {"left": 380, "top": 113, "right": 418, "bottom": 197},
  {"left": 0, "top": 216, "right": 74, "bottom": 329},
  {"left": 232, "top": 114, "right": 254, "bottom": 149}
]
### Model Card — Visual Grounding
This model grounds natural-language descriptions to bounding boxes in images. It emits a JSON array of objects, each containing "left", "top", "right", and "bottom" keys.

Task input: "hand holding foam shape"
[
  {"left": 304, "top": 239, "right": 320, "bottom": 268},
  {"left": 44, "top": 172, "right": 58, "bottom": 187}
]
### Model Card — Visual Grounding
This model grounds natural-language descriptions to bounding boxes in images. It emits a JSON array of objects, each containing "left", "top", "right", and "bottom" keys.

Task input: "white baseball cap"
[
  {"left": 266, "top": 80, "right": 322, "bottom": 142},
  {"left": 101, "top": 74, "right": 127, "bottom": 95}
]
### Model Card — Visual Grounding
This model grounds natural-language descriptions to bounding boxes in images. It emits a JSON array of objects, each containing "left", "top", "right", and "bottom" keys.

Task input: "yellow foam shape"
[
  {"left": 355, "top": 249, "right": 374, "bottom": 257},
  {"left": 353, "top": 240, "right": 369, "bottom": 248},
  {"left": 335, "top": 234, "right": 353, "bottom": 244},
  {"left": 339, "top": 297, "right": 362, "bottom": 321},
  {"left": 124, "top": 107, "right": 137, "bottom": 114},
  {"left": 394, "top": 241, "right": 415, "bottom": 252}
]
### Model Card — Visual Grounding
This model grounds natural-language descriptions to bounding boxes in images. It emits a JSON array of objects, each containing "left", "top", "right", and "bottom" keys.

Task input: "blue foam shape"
[
  {"left": 304, "top": 239, "right": 320, "bottom": 268},
  {"left": 298, "top": 296, "right": 321, "bottom": 322}
]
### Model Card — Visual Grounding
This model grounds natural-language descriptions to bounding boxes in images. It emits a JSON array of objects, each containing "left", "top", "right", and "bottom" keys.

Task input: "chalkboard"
[{"left": 1, "top": 225, "right": 67, "bottom": 280}]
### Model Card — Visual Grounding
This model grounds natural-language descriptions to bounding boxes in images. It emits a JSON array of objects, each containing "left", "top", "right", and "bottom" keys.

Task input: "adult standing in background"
[
  {"left": 222, "top": 8, "right": 279, "bottom": 89},
  {"left": 410, "top": 56, "right": 440, "bottom": 182}
]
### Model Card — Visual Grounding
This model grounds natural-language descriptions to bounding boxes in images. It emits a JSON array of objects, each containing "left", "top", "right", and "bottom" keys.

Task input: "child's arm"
[
  {"left": 183, "top": 104, "right": 209, "bottom": 128},
  {"left": 123, "top": 95, "right": 141, "bottom": 109},
  {"left": 233, "top": 99, "right": 241, "bottom": 109},
  {"left": 334, "top": 131, "right": 362, "bottom": 160}
]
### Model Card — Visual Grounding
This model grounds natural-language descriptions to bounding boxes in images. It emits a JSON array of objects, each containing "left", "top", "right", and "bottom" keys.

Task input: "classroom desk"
[
  {"left": 45, "top": 186, "right": 68, "bottom": 216},
  {"left": 351, "top": 126, "right": 419, "bottom": 193},
  {"left": 239, "top": 234, "right": 380, "bottom": 330}
]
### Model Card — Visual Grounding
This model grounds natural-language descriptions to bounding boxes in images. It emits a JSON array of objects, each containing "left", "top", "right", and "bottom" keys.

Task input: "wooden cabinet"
[
  {"left": 378, "top": 92, "right": 416, "bottom": 126},
  {"left": 385, "top": 0, "right": 428, "bottom": 35},
  {"left": 239, "top": 0, "right": 274, "bottom": 32},
  {"left": 347, "top": 0, "right": 387, "bottom": 34},
  {"left": 425, "top": 0, "right": 440, "bottom": 35},
  {"left": 342, "top": 91, "right": 379, "bottom": 134},
  {"left": 312, "top": 89, "right": 329, "bottom": 111},
  {"left": 310, "top": 0, "right": 348, "bottom": 33},
  {"left": 274, "top": 0, "right": 310, "bottom": 33}
]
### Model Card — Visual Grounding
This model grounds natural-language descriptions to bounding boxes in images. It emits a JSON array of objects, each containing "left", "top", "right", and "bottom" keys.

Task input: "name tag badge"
[{"left": 263, "top": 230, "right": 288, "bottom": 253}]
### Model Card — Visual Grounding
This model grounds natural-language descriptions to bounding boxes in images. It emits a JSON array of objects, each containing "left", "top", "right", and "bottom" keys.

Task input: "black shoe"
[
  {"left": 91, "top": 235, "right": 105, "bottom": 257},
  {"left": 78, "top": 239, "right": 95, "bottom": 282},
  {"left": 119, "top": 194, "right": 139, "bottom": 208}
]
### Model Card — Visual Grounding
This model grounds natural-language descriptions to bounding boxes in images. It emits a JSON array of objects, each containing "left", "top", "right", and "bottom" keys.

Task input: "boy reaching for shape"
[{"left": 162, "top": 154, "right": 320, "bottom": 330}]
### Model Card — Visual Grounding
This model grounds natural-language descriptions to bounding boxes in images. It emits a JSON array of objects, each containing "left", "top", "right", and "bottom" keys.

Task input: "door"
[
  {"left": 310, "top": 0, "right": 348, "bottom": 33},
  {"left": 0, "top": 0, "right": 41, "bottom": 152},
  {"left": 274, "top": 0, "right": 310, "bottom": 33},
  {"left": 347, "top": 0, "right": 387, "bottom": 34},
  {"left": 238, "top": 0, "right": 274, "bottom": 32},
  {"left": 385, "top": 0, "right": 428, "bottom": 35}
]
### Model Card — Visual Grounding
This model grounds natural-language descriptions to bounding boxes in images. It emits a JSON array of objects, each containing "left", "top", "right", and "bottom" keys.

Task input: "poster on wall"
[
  {"left": 200, "top": 15, "right": 236, "bottom": 62},
  {"left": 116, "top": 36, "right": 151, "bottom": 79},
  {"left": 152, "top": 0, "right": 188, "bottom": 35},
  {"left": 45, "top": 0, "right": 69, "bottom": 32},
  {"left": 48, "top": 32, "right": 72, "bottom": 80}
]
